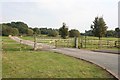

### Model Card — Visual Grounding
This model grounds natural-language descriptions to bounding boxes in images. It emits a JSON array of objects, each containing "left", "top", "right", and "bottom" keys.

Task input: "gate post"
[
  {"left": 74, "top": 37, "right": 78, "bottom": 48},
  {"left": 34, "top": 34, "right": 37, "bottom": 50},
  {"left": 20, "top": 40, "right": 22, "bottom": 51}
]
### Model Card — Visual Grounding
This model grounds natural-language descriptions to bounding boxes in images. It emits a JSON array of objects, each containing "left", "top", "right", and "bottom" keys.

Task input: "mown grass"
[{"left": 2, "top": 37, "right": 114, "bottom": 78}]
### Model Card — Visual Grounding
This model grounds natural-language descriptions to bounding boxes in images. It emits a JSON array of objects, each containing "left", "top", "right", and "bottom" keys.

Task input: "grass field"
[{"left": 2, "top": 37, "right": 114, "bottom": 78}]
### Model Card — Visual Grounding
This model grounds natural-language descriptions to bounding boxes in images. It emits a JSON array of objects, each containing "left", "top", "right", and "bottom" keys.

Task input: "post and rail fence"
[{"left": 34, "top": 36, "right": 119, "bottom": 50}]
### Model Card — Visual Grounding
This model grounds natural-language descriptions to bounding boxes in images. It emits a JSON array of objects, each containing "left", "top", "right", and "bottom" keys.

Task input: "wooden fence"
[{"left": 36, "top": 37, "right": 119, "bottom": 49}]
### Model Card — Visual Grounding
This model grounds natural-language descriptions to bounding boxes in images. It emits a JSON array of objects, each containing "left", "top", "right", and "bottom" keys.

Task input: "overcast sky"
[{"left": 0, "top": 0, "right": 119, "bottom": 33}]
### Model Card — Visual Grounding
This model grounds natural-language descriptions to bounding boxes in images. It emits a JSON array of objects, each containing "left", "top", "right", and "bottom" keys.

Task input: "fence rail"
[{"left": 36, "top": 36, "right": 119, "bottom": 50}]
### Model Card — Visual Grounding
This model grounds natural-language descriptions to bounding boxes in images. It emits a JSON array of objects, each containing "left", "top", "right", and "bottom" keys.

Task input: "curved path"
[{"left": 10, "top": 36, "right": 119, "bottom": 79}]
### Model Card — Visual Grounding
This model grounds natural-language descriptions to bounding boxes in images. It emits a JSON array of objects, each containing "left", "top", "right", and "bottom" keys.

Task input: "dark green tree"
[
  {"left": 59, "top": 23, "right": 69, "bottom": 39},
  {"left": 40, "top": 28, "right": 48, "bottom": 34},
  {"left": 9, "top": 22, "right": 28, "bottom": 35},
  {"left": 27, "top": 29, "right": 34, "bottom": 36},
  {"left": 105, "top": 30, "right": 115, "bottom": 37},
  {"left": 85, "top": 30, "right": 93, "bottom": 36},
  {"left": 91, "top": 17, "right": 107, "bottom": 40},
  {"left": 48, "top": 30, "right": 59, "bottom": 37},
  {"left": 12, "top": 28, "right": 19, "bottom": 36},
  {"left": 91, "top": 17, "right": 107, "bottom": 48},
  {"left": 115, "top": 27, "right": 120, "bottom": 38},
  {"left": 32, "top": 27, "right": 41, "bottom": 34},
  {"left": 2, "top": 24, "right": 19, "bottom": 36},
  {"left": 69, "top": 29, "right": 80, "bottom": 37},
  {"left": 2, "top": 25, "right": 12, "bottom": 36}
]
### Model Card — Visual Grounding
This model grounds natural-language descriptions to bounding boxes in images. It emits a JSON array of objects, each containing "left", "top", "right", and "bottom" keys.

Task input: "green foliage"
[
  {"left": 2, "top": 22, "right": 28, "bottom": 36},
  {"left": 12, "top": 28, "right": 19, "bottom": 36},
  {"left": 115, "top": 27, "right": 120, "bottom": 38},
  {"left": 32, "top": 28, "right": 41, "bottom": 34},
  {"left": 27, "top": 29, "right": 34, "bottom": 36},
  {"left": 59, "top": 23, "right": 69, "bottom": 39},
  {"left": 69, "top": 29, "right": 80, "bottom": 37},
  {"left": 105, "top": 30, "right": 115, "bottom": 37},
  {"left": 48, "top": 30, "right": 59, "bottom": 37},
  {"left": 40, "top": 28, "right": 48, "bottom": 34},
  {"left": 2, "top": 25, "right": 12, "bottom": 36},
  {"left": 2, "top": 24, "right": 19, "bottom": 36},
  {"left": 8, "top": 22, "right": 28, "bottom": 34},
  {"left": 91, "top": 17, "right": 107, "bottom": 39},
  {"left": 85, "top": 30, "right": 93, "bottom": 36}
]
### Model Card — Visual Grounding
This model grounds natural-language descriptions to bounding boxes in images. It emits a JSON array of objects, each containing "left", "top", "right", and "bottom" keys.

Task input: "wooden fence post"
[
  {"left": 20, "top": 40, "right": 22, "bottom": 51},
  {"left": 107, "top": 40, "right": 109, "bottom": 48},
  {"left": 2, "top": 40, "right": 3, "bottom": 51},
  {"left": 80, "top": 36, "right": 83, "bottom": 48},
  {"left": 34, "top": 34, "right": 37, "bottom": 50},
  {"left": 55, "top": 40, "right": 57, "bottom": 48},
  {"left": 74, "top": 37, "right": 78, "bottom": 48},
  {"left": 85, "top": 35, "right": 87, "bottom": 48}
]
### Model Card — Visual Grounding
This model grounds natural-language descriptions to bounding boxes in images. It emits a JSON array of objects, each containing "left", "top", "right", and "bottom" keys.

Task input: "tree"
[
  {"left": 32, "top": 27, "right": 41, "bottom": 34},
  {"left": 59, "top": 23, "right": 69, "bottom": 39},
  {"left": 2, "top": 25, "right": 19, "bottom": 36},
  {"left": 91, "top": 16, "right": 107, "bottom": 48},
  {"left": 2, "top": 25, "right": 12, "bottom": 36},
  {"left": 105, "top": 30, "right": 115, "bottom": 37},
  {"left": 12, "top": 28, "right": 19, "bottom": 36},
  {"left": 85, "top": 30, "right": 93, "bottom": 36},
  {"left": 115, "top": 27, "right": 120, "bottom": 38},
  {"left": 91, "top": 17, "right": 107, "bottom": 40},
  {"left": 69, "top": 29, "right": 80, "bottom": 37},
  {"left": 27, "top": 29, "right": 34, "bottom": 36},
  {"left": 40, "top": 28, "right": 48, "bottom": 35},
  {"left": 9, "top": 22, "right": 28, "bottom": 35},
  {"left": 48, "top": 30, "right": 59, "bottom": 37}
]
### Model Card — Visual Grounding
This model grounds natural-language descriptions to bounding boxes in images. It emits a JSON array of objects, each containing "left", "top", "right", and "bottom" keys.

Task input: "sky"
[{"left": 0, "top": 0, "right": 119, "bottom": 33}]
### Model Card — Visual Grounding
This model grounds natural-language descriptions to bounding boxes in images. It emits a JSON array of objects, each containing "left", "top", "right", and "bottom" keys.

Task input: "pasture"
[{"left": 2, "top": 37, "right": 114, "bottom": 78}]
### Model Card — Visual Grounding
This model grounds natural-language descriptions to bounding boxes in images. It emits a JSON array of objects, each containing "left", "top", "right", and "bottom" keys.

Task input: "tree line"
[
  {"left": 1, "top": 16, "right": 120, "bottom": 39},
  {"left": 1, "top": 21, "right": 80, "bottom": 38}
]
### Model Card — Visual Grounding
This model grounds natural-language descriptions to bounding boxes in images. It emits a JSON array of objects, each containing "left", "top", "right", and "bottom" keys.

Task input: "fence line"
[{"left": 36, "top": 36, "right": 119, "bottom": 49}]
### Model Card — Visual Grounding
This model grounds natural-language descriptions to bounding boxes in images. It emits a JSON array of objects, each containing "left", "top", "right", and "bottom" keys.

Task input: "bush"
[
  {"left": 27, "top": 29, "right": 34, "bottom": 36},
  {"left": 48, "top": 30, "right": 59, "bottom": 37},
  {"left": 69, "top": 29, "right": 80, "bottom": 37}
]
